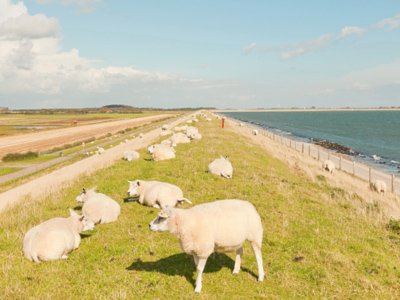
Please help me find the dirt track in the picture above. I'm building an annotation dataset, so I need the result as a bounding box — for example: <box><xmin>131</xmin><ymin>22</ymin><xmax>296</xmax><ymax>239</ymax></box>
<box><xmin>0</xmin><ymin>114</ymin><xmax>173</xmax><ymax>159</ymax></box>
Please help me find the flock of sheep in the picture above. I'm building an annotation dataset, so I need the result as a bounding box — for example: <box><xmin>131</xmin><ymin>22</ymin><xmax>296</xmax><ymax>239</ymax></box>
<box><xmin>22</xmin><ymin>113</ymin><xmax>264</xmax><ymax>294</ymax></box>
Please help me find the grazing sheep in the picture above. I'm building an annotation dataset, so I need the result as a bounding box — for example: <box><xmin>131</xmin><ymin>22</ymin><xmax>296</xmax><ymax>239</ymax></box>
<box><xmin>170</xmin><ymin>133</ymin><xmax>191</xmax><ymax>144</ymax></box>
<box><xmin>152</xmin><ymin>147</ymin><xmax>176</xmax><ymax>161</ymax></box>
<box><xmin>23</xmin><ymin>209</ymin><xmax>95</xmax><ymax>263</ymax></box>
<box><xmin>322</xmin><ymin>160</ymin><xmax>335</xmax><ymax>174</ymax></box>
<box><xmin>149</xmin><ymin>199</ymin><xmax>264</xmax><ymax>293</ymax></box>
<box><xmin>123</xmin><ymin>150</ymin><xmax>140</xmax><ymax>162</ymax></box>
<box><xmin>252</xmin><ymin>129</ymin><xmax>259</xmax><ymax>136</ymax></box>
<box><xmin>97</xmin><ymin>147</ymin><xmax>105</xmax><ymax>154</ymax></box>
<box><xmin>127</xmin><ymin>180</ymin><xmax>192</xmax><ymax>208</ymax></box>
<box><xmin>208</xmin><ymin>156</ymin><xmax>233</xmax><ymax>179</ymax></box>
<box><xmin>370</xmin><ymin>180</ymin><xmax>387</xmax><ymax>194</ymax></box>
<box><xmin>76</xmin><ymin>188</ymin><xmax>121</xmax><ymax>224</ymax></box>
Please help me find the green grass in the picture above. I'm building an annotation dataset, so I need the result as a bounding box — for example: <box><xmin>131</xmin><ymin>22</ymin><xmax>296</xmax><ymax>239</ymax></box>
<box><xmin>0</xmin><ymin>167</ymin><xmax>21</xmax><ymax>176</ymax></box>
<box><xmin>0</xmin><ymin>119</ymin><xmax>400</xmax><ymax>299</ymax></box>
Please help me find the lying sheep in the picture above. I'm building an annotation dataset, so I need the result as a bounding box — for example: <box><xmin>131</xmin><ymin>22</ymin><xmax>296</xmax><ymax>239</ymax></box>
<box><xmin>322</xmin><ymin>159</ymin><xmax>335</xmax><ymax>174</ymax></box>
<box><xmin>127</xmin><ymin>180</ymin><xmax>192</xmax><ymax>208</ymax></box>
<box><xmin>185</xmin><ymin>126</ymin><xmax>199</xmax><ymax>139</ymax></box>
<box><xmin>370</xmin><ymin>180</ymin><xmax>387</xmax><ymax>194</ymax></box>
<box><xmin>97</xmin><ymin>147</ymin><xmax>105</xmax><ymax>154</ymax></box>
<box><xmin>123</xmin><ymin>150</ymin><xmax>140</xmax><ymax>162</ymax></box>
<box><xmin>148</xmin><ymin>144</ymin><xmax>176</xmax><ymax>155</ymax></box>
<box><xmin>76</xmin><ymin>188</ymin><xmax>121</xmax><ymax>224</ymax></box>
<box><xmin>170</xmin><ymin>133</ymin><xmax>191</xmax><ymax>144</ymax></box>
<box><xmin>149</xmin><ymin>199</ymin><xmax>264</xmax><ymax>293</ymax></box>
<box><xmin>191</xmin><ymin>132</ymin><xmax>202</xmax><ymax>140</ymax></box>
<box><xmin>23</xmin><ymin>209</ymin><xmax>95</xmax><ymax>262</ymax></box>
<box><xmin>208</xmin><ymin>156</ymin><xmax>233</xmax><ymax>179</ymax></box>
<box><xmin>252</xmin><ymin>129</ymin><xmax>259</xmax><ymax>136</ymax></box>
<box><xmin>152</xmin><ymin>147</ymin><xmax>176</xmax><ymax>161</ymax></box>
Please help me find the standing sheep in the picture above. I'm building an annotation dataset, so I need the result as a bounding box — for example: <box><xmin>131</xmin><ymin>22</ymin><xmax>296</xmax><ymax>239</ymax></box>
<box><xmin>23</xmin><ymin>209</ymin><xmax>95</xmax><ymax>262</ymax></box>
<box><xmin>149</xmin><ymin>199</ymin><xmax>264</xmax><ymax>293</ymax></box>
<box><xmin>208</xmin><ymin>156</ymin><xmax>233</xmax><ymax>179</ymax></box>
<box><xmin>127</xmin><ymin>180</ymin><xmax>192</xmax><ymax>208</ymax></box>
<box><xmin>75</xmin><ymin>188</ymin><xmax>121</xmax><ymax>224</ymax></box>
<box><xmin>322</xmin><ymin>160</ymin><xmax>335</xmax><ymax>174</ymax></box>
<box><xmin>370</xmin><ymin>180</ymin><xmax>387</xmax><ymax>194</ymax></box>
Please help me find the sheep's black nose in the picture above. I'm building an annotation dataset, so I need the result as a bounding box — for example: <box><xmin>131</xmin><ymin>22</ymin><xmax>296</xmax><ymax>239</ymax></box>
<box><xmin>148</xmin><ymin>224</ymin><xmax>151</xmax><ymax>228</ymax></box>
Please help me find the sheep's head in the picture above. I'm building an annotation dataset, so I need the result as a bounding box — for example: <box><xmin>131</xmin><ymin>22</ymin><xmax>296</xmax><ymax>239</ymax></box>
<box><xmin>75</xmin><ymin>188</ymin><xmax>87</xmax><ymax>203</ymax></box>
<box><xmin>149</xmin><ymin>208</ymin><xmax>173</xmax><ymax>232</ymax></box>
<box><xmin>127</xmin><ymin>180</ymin><xmax>142</xmax><ymax>197</ymax></box>
<box><xmin>69</xmin><ymin>209</ymin><xmax>95</xmax><ymax>232</ymax></box>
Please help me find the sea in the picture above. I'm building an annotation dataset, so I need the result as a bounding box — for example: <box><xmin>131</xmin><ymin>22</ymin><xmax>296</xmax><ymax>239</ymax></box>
<box><xmin>221</xmin><ymin>110</ymin><xmax>400</xmax><ymax>174</ymax></box>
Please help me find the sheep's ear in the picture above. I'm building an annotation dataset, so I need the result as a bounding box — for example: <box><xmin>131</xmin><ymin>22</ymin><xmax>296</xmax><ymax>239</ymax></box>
<box><xmin>82</xmin><ymin>187</ymin><xmax>86</xmax><ymax>193</ymax></box>
<box><xmin>137</xmin><ymin>181</ymin><xmax>141</xmax><ymax>186</ymax></box>
<box><xmin>69</xmin><ymin>209</ymin><xmax>78</xmax><ymax>217</ymax></box>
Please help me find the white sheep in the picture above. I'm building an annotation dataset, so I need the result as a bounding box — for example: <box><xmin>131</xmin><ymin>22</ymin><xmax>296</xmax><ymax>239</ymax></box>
<box><xmin>123</xmin><ymin>150</ymin><xmax>140</xmax><ymax>162</ymax></box>
<box><xmin>170</xmin><ymin>133</ymin><xmax>191</xmax><ymax>144</ymax></box>
<box><xmin>23</xmin><ymin>209</ymin><xmax>95</xmax><ymax>263</ymax></box>
<box><xmin>147</xmin><ymin>144</ymin><xmax>176</xmax><ymax>155</ymax></box>
<box><xmin>370</xmin><ymin>180</ymin><xmax>387</xmax><ymax>194</ymax></box>
<box><xmin>149</xmin><ymin>199</ymin><xmax>264</xmax><ymax>293</ymax></box>
<box><xmin>252</xmin><ymin>129</ymin><xmax>259</xmax><ymax>136</ymax></box>
<box><xmin>160</xmin><ymin>139</ymin><xmax>177</xmax><ymax>147</ymax></box>
<box><xmin>239</xmin><ymin>122</ymin><xmax>244</xmax><ymax>127</ymax></box>
<box><xmin>75</xmin><ymin>188</ymin><xmax>121</xmax><ymax>224</ymax></box>
<box><xmin>185</xmin><ymin>126</ymin><xmax>199</xmax><ymax>139</ymax></box>
<box><xmin>97</xmin><ymin>146</ymin><xmax>105</xmax><ymax>154</ymax></box>
<box><xmin>174</xmin><ymin>125</ymin><xmax>188</xmax><ymax>132</ymax></box>
<box><xmin>191</xmin><ymin>132</ymin><xmax>202</xmax><ymax>140</ymax></box>
<box><xmin>152</xmin><ymin>147</ymin><xmax>176</xmax><ymax>161</ymax></box>
<box><xmin>208</xmin><ymin>156</ymin><xmax>233</xmax><ymax>179</ymax></box>
<box><xmin>322</xmin><ymin>159</ymin><xmax>335</xmax><ymax>174</ymax></box>
<box><xmin>127</xmin><ymin>180</ymin><xmax>192</xmax><ymax>208</ymax></box>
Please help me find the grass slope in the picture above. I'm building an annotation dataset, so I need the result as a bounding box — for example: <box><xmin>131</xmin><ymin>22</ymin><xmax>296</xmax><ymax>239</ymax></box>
<box><xmin>0</xmin><ymin>119</ymin><xmax>399</xmax><ymax>299</ymax></box>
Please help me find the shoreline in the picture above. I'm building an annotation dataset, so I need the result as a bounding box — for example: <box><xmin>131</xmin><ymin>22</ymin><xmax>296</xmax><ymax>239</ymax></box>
<box><xmin>220</xmin><ymin>114</ymin><xmax>400</xmax><ymax>219</ymax></box>
<box><xmin>215</xmin><ymin>108</ymin><xmax>400</xmax><ymax>112</ymax></box>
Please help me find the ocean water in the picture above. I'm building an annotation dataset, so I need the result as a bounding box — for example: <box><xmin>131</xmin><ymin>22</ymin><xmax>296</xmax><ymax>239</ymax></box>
<box><xmin>222</xmin><ymin>111</ymin><xmax>400</xmax><ymax>173</ymax></box>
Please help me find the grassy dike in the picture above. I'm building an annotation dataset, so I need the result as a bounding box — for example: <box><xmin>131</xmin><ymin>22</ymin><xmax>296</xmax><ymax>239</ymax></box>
<box><xmin>0</xmin><ymin>118</ymin><xmax>399</xmax><ymax>299</ymax></box>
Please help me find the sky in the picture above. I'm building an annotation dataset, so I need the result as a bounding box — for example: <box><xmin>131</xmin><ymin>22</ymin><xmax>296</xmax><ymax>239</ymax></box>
<box><xmin>1</xmin><ymin>0</ymin><xmax>400</xmax><ymax>109</ymax></box>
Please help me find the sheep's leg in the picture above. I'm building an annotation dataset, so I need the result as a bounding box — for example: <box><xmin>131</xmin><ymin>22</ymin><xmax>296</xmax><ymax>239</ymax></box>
<box><xmin>194</xmin><ymin>257</ymin><xmax>208</xmax><ymax>293</ymax></box>
<box><xmin>193</xmin><ymin>254</ymin><xmax>199</xmax><ymax>267</ymax></box>
<box><xmin>233</xmin><ymin>247</ymin><xmax>243</xmax><ymax>274</ymax></box>
<box><xmin>61</xmin><ymin>255</ymin><xmax>68</xmax><ymax>260</ymax></box>
<box><xmin>152</xmin><ymin>204</ymin><xmax>160</xmax><ymax>209</ymax></box>
<box><xmin>251</xmin><ymin>242</ymin><xmax>265</xmax><ymax>282</ymax></box>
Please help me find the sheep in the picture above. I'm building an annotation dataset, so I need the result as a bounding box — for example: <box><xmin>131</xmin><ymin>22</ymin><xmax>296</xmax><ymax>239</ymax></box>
<box><xmin>149</xmin><ymin>199</ymin><xmax>264</xmax><ymax>293</ymax></box>
<box><xmin>127</xmin><ymin>180</ymin><xmax>192</xmax><ymax>208</ymax></box>
<box><xmin>23</xmin><ymin>209</ymin><xmax>95</xmax><ymax>263</ymax></box>
<box><xmin>75</xmin><ymin>188</ymin><xmax>121</xmax><ymax>224</ymax></box>
<box><xmin>186</xmin><ymin>120</ymin><xmax>193</xmax><ymax>124</ymax></box>
<box><xmin>191</xmin><ymin>132</ymin><xmax>202</xmax><ymax>140</ymax></box>
<box><xmin>252</xmin><ymin>129</ymin><xmax>259</xmax><ymax>136</ymax></box>
<box><xmin>147</xmin><ymin>144</ymin><xmax>176</xmax><ymax>155</ymax></box>
<box><xmin>322</xmin><ymin>159</ymin><xmax>335</xmax><ymax>174</ymax></box>
<box><xmin>370</xmin><ymin>180</ymin><xmax>387</xmax><ymax>194</ymax></box>
<box><xmin>160</xmin><ymin>139</ymin><xmax>177</xmax><ymax>147</ymax></box>
<box><xmin>123</xmin><ymin>150</ymin><xmax>140</xmax><ymax>162</ymax></box>
<box><xmin>97</xmin><ymin>146</ymin><xmax>105</xmax><ymax>154</ymax></box>
<box><xmin>208</xmin><ymin>156</ymin><xmax>233</xmax><ymax>179</ymax></box>
<box><xmin>170</xmin><ymin>132</ymin><xmax>191</xmax><ymax>144</ymax></box>
<box><xmin>185</xmin><ymin>126</ymin><xmax>199</xmax><ymax>139</ymax></box>
<box><xmin>239</xmin><ymin>122</ymin><xmax>244</xmax><ymax>127</ymax></box>
<box><xmin>152</xmin><ymin>147</ymin><xmax>176</xmax><ymax>161</ymax></box>
<box><xmin>174</xmin><ymin>125</ymin><xmax>188</xmax><ymax>132</ymax></box>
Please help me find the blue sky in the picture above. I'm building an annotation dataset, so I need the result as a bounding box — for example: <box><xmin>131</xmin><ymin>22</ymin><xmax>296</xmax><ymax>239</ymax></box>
<box><xmin>1</xmin><ymin>0</ymin><xmax>400</xmax><ymax>108</ymax></box>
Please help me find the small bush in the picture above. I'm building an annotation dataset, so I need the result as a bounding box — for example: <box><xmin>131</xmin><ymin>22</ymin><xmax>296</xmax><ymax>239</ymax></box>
<box><xmin>2</xmin><ymin>151</ymin><xmax>39</xmax><ymax>162</ymax></box>
<box><xmin>387</xmin><ymin>219</ymin><xmax>400</xmax><ymax>235</ymax></box>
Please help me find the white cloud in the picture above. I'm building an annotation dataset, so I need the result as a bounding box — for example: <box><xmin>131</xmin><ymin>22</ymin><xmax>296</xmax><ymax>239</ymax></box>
<box><xmin>243</xmin><ymin>42</ymin><xmax>257</xmax><ymax>55</ymax></box>
<box><xmin>375</xmin><ymin>14</ymin><xmax>400</xmax><ymax>30</ymax></box>
<box><xmin>280</xmin><ymin>34</ymin><xmax>332</xmax><ymax>60</ymax></box>
<box><xmin>339</xmin><ymin>26</ymin><xmax>365</xmax><ymax>38</ymax></box>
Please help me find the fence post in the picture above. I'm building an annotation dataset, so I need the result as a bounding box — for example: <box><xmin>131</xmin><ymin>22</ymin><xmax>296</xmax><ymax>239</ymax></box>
<box><xmin>353</xmin><ymin>161</ymin><xmax>356</xmax><ymax>176</ymax></box>
<box><xmin>317</xmin><ymin>149</ymin><xmax>320</xmax><ymax>161</ymax></box>
<box><xmin>339</xmin><ymin>157</ymin><xmax>342</xmax><ymax>170</ymax></box>
<box><xmin>368</xmin><ymin>168</ymin><xmax>372</xmax><ymax>184</ymax></box>
<box><xmin>308</xmin><ymin>144</ymin><xmax>311</xmax><ymax>156</ymax></box>
<box><xmin>392</xmin><ymin>174</ymin><xmax>395</xmax><ymax>193</ymax></box>
<box><xmin>302</xmin><ymin>143</ymin><xmax>304</xmax><ymax>153</ymax></box>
